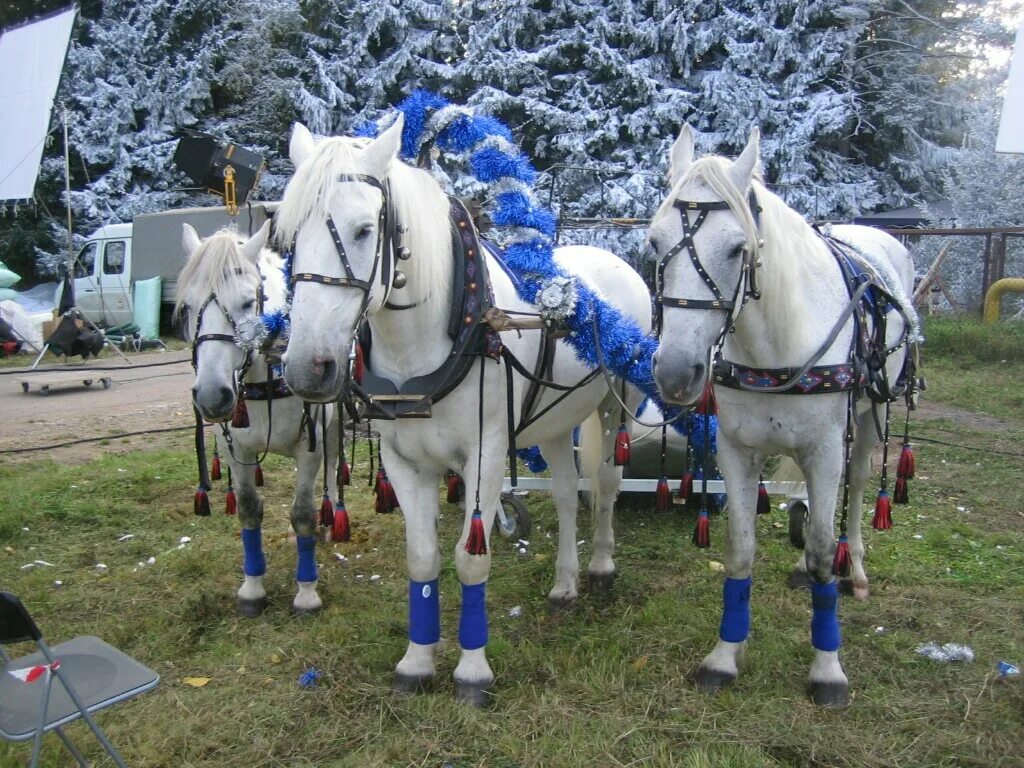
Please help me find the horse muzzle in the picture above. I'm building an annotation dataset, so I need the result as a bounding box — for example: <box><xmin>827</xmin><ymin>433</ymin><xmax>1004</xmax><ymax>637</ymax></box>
<box><xmin>192</xmin><ymin>384</ymin><xmax>235</xmax><ymax>423</ymax></box>
<box><xmin>283</xmin><ymin>352</ymin><xmax>343</xmax><ymax>403</ymax></box>
<box><xmin>653</xmin><ymin>355</ymin><xmax>707</xmax><ymax>406</ymax></box>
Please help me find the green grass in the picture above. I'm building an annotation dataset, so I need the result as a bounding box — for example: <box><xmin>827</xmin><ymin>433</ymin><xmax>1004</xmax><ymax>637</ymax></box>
<box><xmin>1</xmin><ymin>343</ymin><xmax>1022</xmax><ymax>766</ymax></box>
<box><xmin>923</xmin><ymin>315</ymin><xmax>1024</xmax><ymax>363</ymax></box>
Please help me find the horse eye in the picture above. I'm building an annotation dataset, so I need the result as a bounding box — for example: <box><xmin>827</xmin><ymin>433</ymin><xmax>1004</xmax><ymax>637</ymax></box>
<box><xmin>241</xmin><ymin>300</ymin><xmax>255</xmax><ymax>311</ymax></box>
<box><xmin>729</xmin><ymin>244</ymin><xmax>746</xmax><ymax>260</ymax></box>
<box><xmin>355</xmin><ymin>225</ymin><xmax>373</xmax><ymax>240</ymax></box>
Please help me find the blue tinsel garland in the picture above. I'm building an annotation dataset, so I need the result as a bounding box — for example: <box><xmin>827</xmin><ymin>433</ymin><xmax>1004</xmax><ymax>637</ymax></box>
<box><xmin>356</xmin><ymin>90</ymin><xmax>715</xmax><ymax>467</ymax></box>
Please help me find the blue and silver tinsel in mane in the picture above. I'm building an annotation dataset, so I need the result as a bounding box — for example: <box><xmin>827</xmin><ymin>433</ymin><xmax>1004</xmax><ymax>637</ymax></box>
<box><xmin>357</xmin><ymin>90</ymin><xmax>714</xmax><ymax>462</ymax></box>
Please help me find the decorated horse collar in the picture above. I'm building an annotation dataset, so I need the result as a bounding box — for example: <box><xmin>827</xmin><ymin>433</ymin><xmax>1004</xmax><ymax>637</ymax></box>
<box><xmin>354</xmin><ymin>196</ymin><xmax>501</xmax><ymax>419</ymax></box>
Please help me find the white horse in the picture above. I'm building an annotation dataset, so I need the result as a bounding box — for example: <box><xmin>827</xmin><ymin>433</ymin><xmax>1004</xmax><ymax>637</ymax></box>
<box><xmin>649</xmin><ymin>126</ymin><xmax>917</xmax><ymax>706</ymax></box>
<box><xmin>177</xmin><ymin>222</ymin><xmax>342</xmax><ymax>616</ymax></box>
<box><xmin>277</xmin><ymin>116</ymin><xmax>650</xmax><ymax>705</ymax></box>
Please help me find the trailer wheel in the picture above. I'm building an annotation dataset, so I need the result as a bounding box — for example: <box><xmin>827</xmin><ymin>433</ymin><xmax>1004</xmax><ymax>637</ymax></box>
<box><xmin>788</xmin><ymin>499</ymin><xmax>808</xmax><ymax>549</ymax></box>
<box><xmin>496</xmin><ymin>493</ymin><xmax>531</xmax><ymax>541</ymax></box>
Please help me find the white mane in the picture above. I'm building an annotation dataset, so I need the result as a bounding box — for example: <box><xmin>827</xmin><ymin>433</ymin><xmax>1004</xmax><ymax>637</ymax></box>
<box><xmin>276</xmin><ymin>136</ymin><xmax>452</xmax><ymax>319</ymax></box>
<box><xmin>174</xmin><ymin>229</ymin><xmax>286</xmax><ymax>315</ymax></box>
<box><xmin>654</xmin><ymin>155</ymin><xmax>832</xmax><ymax>349</ymax></box>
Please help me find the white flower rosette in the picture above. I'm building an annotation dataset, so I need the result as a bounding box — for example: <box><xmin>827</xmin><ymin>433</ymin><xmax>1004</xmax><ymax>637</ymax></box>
<box><xmin>536</xmin><ymin>275</ymin><xmax>578</xmax><ymax>323</ymax></box>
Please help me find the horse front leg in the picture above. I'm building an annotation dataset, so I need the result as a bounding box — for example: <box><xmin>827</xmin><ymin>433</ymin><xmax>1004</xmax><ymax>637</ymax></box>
<box><xmin>384</xmin><ymin>449</ymin><xmax>442</xmax><ymax>694</ymax></box>
<box><xmin>452</xmin><ymin>434</ymin><xmax>506</xmax><ymax>708</ymax></box>
<box><xmin>799</xmin><ymin>436</ymin><xmax>849</xmax><ymax>707</ymax></box>
<box><xmin>539</xmin><ymin>433</ymin><xmax>581</xmax><ymax>608</ymax></box>
<box><xmin>693</xmin><ymin>431</ymin><xmax>763</xmax><ymax>692</ymax></box>
<box><xmin>230</xmin><ymin>436</ymin><xmax>267</xmax><ymax>617</ymax></box>
<box><xmin>290</xmin><ymin>433</ymin><xmax>322</xmax><ymax>615</ymax></box>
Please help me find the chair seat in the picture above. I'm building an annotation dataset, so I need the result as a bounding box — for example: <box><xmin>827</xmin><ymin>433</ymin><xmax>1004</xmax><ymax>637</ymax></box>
<box><xmin>0</xmin><ymin>636</ymin><xmax>159</xmax><ymax>741</ymax></box>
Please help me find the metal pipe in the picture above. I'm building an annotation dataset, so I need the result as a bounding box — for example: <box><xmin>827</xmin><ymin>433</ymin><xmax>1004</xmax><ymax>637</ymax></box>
<box><xmin>983</xmin><ymin>278</ymin><xmax>1024</xmax><ymax>323</ymax></box>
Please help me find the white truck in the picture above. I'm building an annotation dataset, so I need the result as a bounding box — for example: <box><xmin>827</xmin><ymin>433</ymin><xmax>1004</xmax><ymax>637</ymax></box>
<box><xmin>71</xmin><ymin>203</ymin><xmax>277</xmax><ymax>330</ymax></box>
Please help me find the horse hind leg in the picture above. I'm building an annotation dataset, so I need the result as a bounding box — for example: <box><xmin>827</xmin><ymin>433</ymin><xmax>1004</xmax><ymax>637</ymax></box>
<box><xmin>583</xmin><ymin>393</ymin><xmax>632</xmax><ymax>594</ymax></box>
<box><xmin>841</xmin><ymin>409</ymin><xmax>877</xmax><ymax>600</ymax></box>
<box><xmin>538</xmin><ymin>433</ymin><xmax>581</xmax><ymax>609</ymax></box>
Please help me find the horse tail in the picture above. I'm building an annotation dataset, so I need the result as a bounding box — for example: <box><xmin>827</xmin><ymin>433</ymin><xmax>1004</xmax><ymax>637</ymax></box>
<box><xmin>578</xmin><ymin>410</ymin><xmax>605</xmax><ymax>520</ymax></box>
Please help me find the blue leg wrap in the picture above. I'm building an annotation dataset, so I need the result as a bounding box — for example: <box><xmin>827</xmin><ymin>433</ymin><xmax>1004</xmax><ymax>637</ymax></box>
<box><xmin>810</xmin><ymin>580</ymin><xmax>841</xmax><ymax>652</ymax></box>
<box><xmin>241</xmin><ymin>527</ymin><xmax>266</xmax><ymax>577</ymax></box>
<box><xmin>459</xmin><ymin>582</ymin><xmax>488</xmax><ymax>650</ymax></box>
<box><xmin>719</xmin><ymin>576</ymin><xmax>752</xmax><ymax>643</ymax></box>
<box><xmin>408</xmin><ymin>579</ymin><xmax>441</xmax><ymax>645</ymax></box>
<box><xmin>295</xmin><ymin>535</ymin><xmax>317</xmax><ymax>583</ymax></box>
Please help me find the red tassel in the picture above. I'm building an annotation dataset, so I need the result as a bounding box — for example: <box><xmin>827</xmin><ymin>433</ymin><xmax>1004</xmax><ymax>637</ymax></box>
<box><xmin>231</xmin><ymin>398</ymin><xmax>250</xmax><ymax>429</ymax></box>
<box><xmin>446</xmin><ymin>471</ymin><xmax>463</xmax><ymax>503</ymax></box>
<box><xmin>194</xmin><ymin>487</ymin><xmax>211</xmax><ymax>517</ymax></box>
<box><xmin>693</xmin><ymin>509</ymin><xmax>711</xmax><ymax>548</ymax></box>
<box><xmin>677</xmin><ymin>469</ymin><xmax>694</xmax><ymax>501</ymax></box>
<box><xmin>225</xmin><ymin>487</ymin><xmax>237</xmax><ymax>516</ymax></box>
<box><xmin>832</xmin><ymin>535</ymin><xmax>851</xmax><ymax>577</ymax></box>
<box><xmin>375</xmin><ymin>471</ymin><xmax>395</xmax><ymax>514</ymax></box>
<box><xmin>465</xmin><ymin>511</ymin><xmax>487</xmax><ymax>555</ymax></box>
<box><xmin>386</xmin><ymin>480</ymin><xmax>399</xmax><ymax>510</ymax></box>
<box><xmin>872</xmin><ymin>489</ymin><xmax>892</xmax><ymax>530</ymax></box>
<box><xmin>339</xmin><ymin>460</ymin><xmax>351</xmax><ymax>487</ymax></box>
<box><xmin>756</xmin><ymin>482</ymin><xmax>770</xmax><ymax>516</ymax></box>
<box><xmin>373</xmin><ymin>468</ymin><xmax>385</xmax><ymax>496</ymax></box>
<box><xmin>320</xmin><ymin>494</ymin><xmax>334</xmax><ymax>527</ymax></box>
<box><xmin>254</xmin><ymin>463</ymin><xmax>264</xmax><ymax>487</ymax></box>
<box><xmin>210</xmin><ymin>453</ymin><xmax>221</xmax><ymax>481</ymax></box>
<box><xmin>696</xmin><ymin>381</ymin><xmax>717</xmax><ymax>416</ymax></box>
<box><xmin>893</xmin><ymin>476</ymin><xmax>909</xmax><ymax>505</ymax></box>
<box><xmin>613</xmin><ymin>426</ymin><xmax>631</xmax><ymax>466</ymax></box>
<box><xmin>330</xmin><ymin>502</ymin><xmax>351</xmax><ymax>542</ymax></box>
<box><xmin>897</xmin><ymin>444</ymin><xmax>915</xmax><ymax>480</ymax></box>
<box><xmin>655</xmin><ymin>476</ymin><xmax>672</xmax><ymax>511</ymax></box>
<box><xmin>353</xmin><ymin>343</ymin><xmax>365</xmax><ymax>384</ymax></box>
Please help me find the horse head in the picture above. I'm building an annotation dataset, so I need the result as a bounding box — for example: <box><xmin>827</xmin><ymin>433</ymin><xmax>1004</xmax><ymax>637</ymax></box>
<box><xmin>277</xmin><ymin>116</ymin><xmax>407</xmax><ymax>402</ymax></box>
<box><xmin>176</xmin><ymin>221</ymin><xmax>272</xmax><ymax>421</ymax></box>
<box><xmin>650</xmin><ymin>125</ymin><xmax>763</xmax><ymax>406</ymax></box>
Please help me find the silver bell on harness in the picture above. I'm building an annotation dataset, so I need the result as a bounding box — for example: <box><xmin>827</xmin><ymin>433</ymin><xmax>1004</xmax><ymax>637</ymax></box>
<box><xmin>392</xmin><ymin>270</ymin><xmax>408</xmax><ymax>289</ymax></box>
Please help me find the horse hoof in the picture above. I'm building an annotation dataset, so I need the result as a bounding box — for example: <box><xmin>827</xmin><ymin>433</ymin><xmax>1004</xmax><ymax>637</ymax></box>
<box><xmin>547</xmin><ymin>595</ymin><xmax>576</xmax><ymax>614</ymax></box>
<box><xmin>454</xmin><ymin>680</ymin><xmax>494</xmax><ymax>708</ymax></box>
<box><xmin>586</xmin><ymin>571</ymin><xmax>615</xmax><ymax>594</ymax></box>
<box><xmin>692</xmin><ymin>665</ymin><xmax>736</xmax><ymax>694</ymax></box>
<box><xmin>787</xmin><ymin>569</ymin><xmax>812</xmax><ymax>590</ymax></box>
<box><xmin>237</xmin><ymin>597</ymin><xmax>267</xmax><ymax>618</ymax></box>
<box><xmin>393</xmin><ymin>672</ymin><xmax>433</xmax><ymax>694</ymax></box>
<box><xmin>808</xmin><ymin>680</ymin><xmax>850</xmax><ymax>708</ymax></box>
<box><xmin>292</xmin><ymin>604</ymin><xmax>322</xmax><ymax>617</ymax></box>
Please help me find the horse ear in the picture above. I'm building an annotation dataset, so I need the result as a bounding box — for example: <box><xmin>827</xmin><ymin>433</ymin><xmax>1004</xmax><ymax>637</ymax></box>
<box><xmin>290</xmin><ymin>122</ymin><xmax>315</xmax><ymax>169</ymax></box>
<box><xmin>182</xmin><ymin>223</ymin><xmax>202</xmax><ymax>256</ymax></box>
<box><xmin>669</xmin><ymin>123</ymin><xmax>695</xmax><ymax>185</ymax></box>
<box><xmin>728</xmin><ymin>127</ymin><xmax>760</xmax><ymax>192</ymax></box>
<box><xmin>362</xmin><ymin>113</ymin><xmax>404</xmax><ymax>178</ymax></box>
<box><xmin>240</xmin><ymin>220</ymin><xmax>271</xmax><ymax>265</ymax></box>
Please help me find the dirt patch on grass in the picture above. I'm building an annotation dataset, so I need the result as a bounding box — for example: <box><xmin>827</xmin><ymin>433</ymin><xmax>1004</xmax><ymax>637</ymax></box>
<box><xmin>914</xmin><ymin>399</ymin><xmax>1013</xmax><ymax>434</ymax></box>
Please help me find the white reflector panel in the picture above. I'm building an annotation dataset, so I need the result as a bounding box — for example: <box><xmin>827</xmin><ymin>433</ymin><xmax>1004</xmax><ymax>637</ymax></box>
<box><xmin>997</xmin><ymin>25</ymin><xmax>1024</xmax><ymax>154</ymax></box>
<box><xmin>0</xmin><ymin>7</ymin><xmax>77</xmax><ymax>200</ymax></box>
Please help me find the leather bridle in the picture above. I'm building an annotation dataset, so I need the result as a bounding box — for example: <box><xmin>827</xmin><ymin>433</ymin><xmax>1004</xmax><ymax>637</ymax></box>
<box><xmin>289</xmin><ymin>173</ymin><xmax>401</xmax><ymax>325</ymax></box>
<box><xmin>653</xmin><ymin>192</ymin><xmax>763</xmax><ymax>344</ymax></box>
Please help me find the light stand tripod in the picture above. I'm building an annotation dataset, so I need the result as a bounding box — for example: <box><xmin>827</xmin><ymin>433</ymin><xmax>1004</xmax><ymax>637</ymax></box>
<box><xmin>31</xmin><ymin>106</ymin><xmax>131</xmax><ymax>369</ymax></box>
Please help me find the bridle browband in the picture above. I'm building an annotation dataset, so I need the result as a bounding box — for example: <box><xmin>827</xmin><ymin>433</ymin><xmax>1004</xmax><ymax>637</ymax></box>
<box><xmin>654</xmin><ymin>192</ymin><xmax>762</xmax><ymax>338</ymax></box>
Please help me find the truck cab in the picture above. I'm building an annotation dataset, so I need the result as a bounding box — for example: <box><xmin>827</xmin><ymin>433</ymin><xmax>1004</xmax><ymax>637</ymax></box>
<box><xmin>73</xmin><ymin>222</ymin><xmax>133</xmax><ymax>327</ymax></box>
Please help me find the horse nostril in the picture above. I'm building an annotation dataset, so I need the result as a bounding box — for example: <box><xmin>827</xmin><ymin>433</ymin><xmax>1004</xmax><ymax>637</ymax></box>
<box><xmin>217</xmin><ymin>386</ymin><xmax>234</xmax><ymax>407</ymax></box>
<box><xmin>693</xmin><ymin>363</ymin><xmax>705</xmax><ymax>382</ymax></box>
